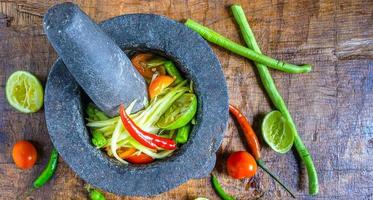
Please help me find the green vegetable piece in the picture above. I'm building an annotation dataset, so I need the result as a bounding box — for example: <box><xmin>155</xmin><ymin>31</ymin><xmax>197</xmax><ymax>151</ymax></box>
<box><xmin>184</xmin><ymin>19</ymin><xmax>312</xmax><ymax>74</ymax></box>
<box><xmin>164</xmin><ymin>129</ymin><xmax>176</xmax><ymax>139</ymax></box>
<box><xmin>86</xmin><ymin>103</ymin><xmax>109</xmax><ymax>121</ymax></box>
<box><xmin>89</xmin><ymin>189</ymin><xmax>106</xmax><ymax>200</ymax></box>
<box><xmin>191</xmin><ymin>117</ymin><xmax>196</xmax><ymax>125</ymax></box>
<box><xmin>164</xmin><ymin>61</ymin><xmax>183</xmax><ymax>83</ymax></box>
<box><xmin>91</xmin><ymin>130</ymin><xmax>107</xmax><ymax>148</ymax></box>
<box><xmin>157</xmin><ymin>93</ymin><xmax>197</xmax><ymax>130</ymax></box>
<box><xmin>33</xmin><ymin>148</ymin><xmax>59</xmax><ymax>189</ymax></box>
<box><xmin>230</xmin><ymin>4</ymin><xmax>318</xmax><ymax>195</ymax></box>
<box><xmin>189</xmin><ymin>80</ymin><xmax>194</xmax><ymax>93</ymax></box>
<box><xmin>211</xmin><ymin>174</ymin><xmax>235</xmax><ymax>200</ymax></box>
<box><xmin>95</xmin><ymin>110</ymin><xmax>109</xmax><ymax>121</ymax></box>
<box><xmin>146</xmin><ymin>57</ymin><xmax>166</xmax><ymax>68</ymax></box>
<box><xmin>86</xmin><ymin>103</ymin><xmax>97</xmax><ymax>119</ymax></box>
<box><xmin>176</xmin><ymin>124</ymin><xmax>191</xmax><ymax>144</ymax></box>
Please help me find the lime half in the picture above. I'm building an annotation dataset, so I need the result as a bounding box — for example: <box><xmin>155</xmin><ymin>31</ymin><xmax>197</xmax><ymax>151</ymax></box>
<box><xmin>262</xmin><ymin>111</ymin><xmax>294</xmax><ymax>154</ymax></box>
<box><xmin>6</xmin><ymin>71</ymin><xmax>43</xmax><ymax>113</ymax></box>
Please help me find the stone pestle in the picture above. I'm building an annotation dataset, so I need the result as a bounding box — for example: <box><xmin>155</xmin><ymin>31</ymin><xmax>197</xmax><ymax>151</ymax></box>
<box><xmin>43</xmin><ymin>2</ymin><xmax>147</xmax><ymax>116</ymax></box>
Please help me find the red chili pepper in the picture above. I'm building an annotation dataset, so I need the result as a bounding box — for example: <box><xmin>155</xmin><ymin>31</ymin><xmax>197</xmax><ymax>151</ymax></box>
<box><xmin>119</xmin><ymin>104</ymin><xmax>176</xmax><ymax>150</ymax></box>
<box><xmin>229</xmin><ymin>104</ymin><xmax>261</xmax><ymax>160</ymax></box>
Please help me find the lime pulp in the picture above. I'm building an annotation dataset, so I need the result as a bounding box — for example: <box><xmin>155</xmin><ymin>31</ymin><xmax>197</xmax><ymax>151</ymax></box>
<box><xmin>262</xmin><ymin>110</ymin><xmax>294</xmax><ymax>154</ymax></box>
<box><xmin>5</xmin><ymin>71</ymin><xmax>44</xmax><ymax>113</ymax></box>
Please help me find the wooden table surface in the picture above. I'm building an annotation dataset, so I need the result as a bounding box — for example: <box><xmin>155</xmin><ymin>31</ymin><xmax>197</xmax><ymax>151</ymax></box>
<box><xmin>0</xmin><ymin>0</ymin><xmax>372</xmax><ymax>199</ymax></box>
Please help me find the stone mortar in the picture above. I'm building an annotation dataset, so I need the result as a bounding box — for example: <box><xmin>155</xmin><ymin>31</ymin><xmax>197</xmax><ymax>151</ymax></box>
<box><xmin>45</xmin><ymin>13</ymin><xmax>228</xmax><ymax>196</ymax></box>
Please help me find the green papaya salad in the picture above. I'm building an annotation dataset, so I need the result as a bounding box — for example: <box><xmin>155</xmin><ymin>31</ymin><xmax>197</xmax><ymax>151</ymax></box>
<box><xmin>85</xmin><ymin>53</ymin><xmax>197</xmax><ymax>164</ymax></box>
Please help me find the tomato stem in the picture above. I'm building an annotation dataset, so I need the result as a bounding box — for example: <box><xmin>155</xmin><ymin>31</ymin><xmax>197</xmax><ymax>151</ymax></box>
<box><xmin>257</xmin><ymin>159</ymin><xmax>295</xmax><ymax>198</ymax></box>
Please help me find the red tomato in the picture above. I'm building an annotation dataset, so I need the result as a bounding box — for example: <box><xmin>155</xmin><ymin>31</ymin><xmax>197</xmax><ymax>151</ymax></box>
<box><xmin>148</xmin><ymin>75</ymin><xmax>174</xmax><ymax>99</ymax></box>
<box><xmin>12</xmin><ymin>140</ymin><xmax>37</xmax><ymax>169</ymax></box>
<box><xmin>227</xmin><ymin>151</ymin><xmax>257</xmax><ymax>179</ymax></box>
<box><xmin>125</xmin><ymin>153</ymin><xmax>154</xmax><ymax>164</ymax></box>
<box><xmin>131</xmin><ymin>53</ymin><xmax>166</xmax><ymax>79</ymax></box>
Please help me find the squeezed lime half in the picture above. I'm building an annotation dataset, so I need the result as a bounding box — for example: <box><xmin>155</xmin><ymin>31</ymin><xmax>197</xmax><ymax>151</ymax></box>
<box><xmin>262</xmin><ymin>110</ymin><xmax>294</xmax><ymax>154</ymax></box>
<box><xmin>6</xmin><ymin>71</ymin><xmax>43</xmax><ymax>113</ymax></box>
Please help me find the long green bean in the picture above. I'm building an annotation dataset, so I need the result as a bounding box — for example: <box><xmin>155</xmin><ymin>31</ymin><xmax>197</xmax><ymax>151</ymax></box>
<box><xmin>230</xmin><ymin>4</ymin><xmax>318</xmax><ymax>195</ymax></box>
<box><xmin>185</xmin><ymin>19</ymin><xmax>311</xmax><ymax>74</ymax></box>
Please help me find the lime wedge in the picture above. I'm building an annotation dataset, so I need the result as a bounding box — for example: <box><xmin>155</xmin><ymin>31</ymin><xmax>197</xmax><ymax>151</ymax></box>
<box><xmin>157</xmin><ymin>93</ymin><xmax>197</xmax><ymax>130</ymax></box>
<box><xmin>262</xmin><ymin>111</ymin><xmax>294</xmax><ymax>154</ymax></box>
<box><xmin>6</xmin><ymin>71</ymin><xmax>44</xmax><ymax>113</ymax></box>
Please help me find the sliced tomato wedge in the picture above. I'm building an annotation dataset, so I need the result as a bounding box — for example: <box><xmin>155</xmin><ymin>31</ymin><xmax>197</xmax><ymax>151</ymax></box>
<box><xmin>148</xmin><ymin>75</ymin><xmax>174</xmax><ymax>99</ymax></box>
<box><xmin>117</xmin><ymin>147</ymin><xmax>137</xmax><ymax>159</ymax></box>
<box><xmin>125</xmin><ymin>152</ymin><xmax>154</xmax><ymax>164</ymax></box>
<box><xmin>131</xmin><ymin>53</ymin><xmax>166</xmax><ymax>79</ymax></box>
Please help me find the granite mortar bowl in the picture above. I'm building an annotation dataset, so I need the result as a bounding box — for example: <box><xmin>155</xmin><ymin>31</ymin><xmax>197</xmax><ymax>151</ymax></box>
<box><xmin>45</xmin><ymin>14</ymin><xmax>228</xmax><ymax>196</ymax></box>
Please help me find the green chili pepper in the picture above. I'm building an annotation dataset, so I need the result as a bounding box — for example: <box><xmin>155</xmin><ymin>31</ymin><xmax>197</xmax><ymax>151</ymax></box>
<box><xmin>91</xmin><ymin>129</ymin><xmax>107</xmax><ymax>148</ymax></box>
<box><xmin>86</xmin><ymin>185</ymin><xmax>106</xmax><ymax>200</ymax></box>
<box><xmin>211</xmin><ymin>174</ymin><xmax>235</xmax><ymax>200</ymax></box>
<box><xmin>176</xmin><ymin>124</ymin><xmax>191</xmax><ymax>144</ymax></box>
<box><xmin>18</xmin><ymin>148</ymin><xmax>59</xmax><ymax>199</ymax></box>
<box><xmin>230</xmin><ymin>4</ymin><xmax>318</xmax><ymax>195</ymax></box>
<box><xmin>33</xmin><ymin>148</ymin><xmax>59</xmax><ymax>188</ymax></box>
<box><xmin>184</xmin><ymin>19</ymin><xmax>311</xmax><ymax>74</ymax></box>
<box><xmin>164</xmin><ymin>61</ymin><xmax>183</xmax><ymax>83</ymax></box>
<box><xmin>89</xmin><ymin>189</ymin><xmax>106</xmax><ymax>200</ymax></box>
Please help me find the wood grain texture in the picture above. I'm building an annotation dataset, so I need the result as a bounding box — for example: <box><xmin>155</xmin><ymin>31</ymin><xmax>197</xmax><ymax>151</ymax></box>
<box><xmin>0</xmin><ymin>0</ymin><xmax>372</xmax><ymax>199</ymax></box>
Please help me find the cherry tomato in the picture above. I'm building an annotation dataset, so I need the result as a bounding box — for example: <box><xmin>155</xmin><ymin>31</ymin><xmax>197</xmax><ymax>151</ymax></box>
<box><xmin>131</xmin><ymin>53</ymin><xmax>166</xmax><ymax>79</ymax></box>
<box><xmin>148</xmin><ymin>75</ymin><xmax>174</xmax><ymax>99</ymax></box>
<box><xmin>12</xmin><ymin>140</ymin><xmax>37</xmax><ymax>169</ymax></box>
<box><xmin>125</xmin><ymin>152</ymin><xmax>154</xmax><ymax>164</ymax></box>
<box><xmin>227</xmin><ymin>151</ymin><xmax>257</xmax><ymax>179</ymax></box>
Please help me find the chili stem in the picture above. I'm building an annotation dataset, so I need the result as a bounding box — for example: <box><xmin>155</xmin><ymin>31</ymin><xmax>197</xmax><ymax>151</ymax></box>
<box><xmin>17</xmin><ymin>188</ymin><xmax>35</xmax><ymax>200</ymax></box>
<box><xmin>230</xmin><ymin>4</ymin><xmax>318</xmax><ymax>195</ymax></box>
<box><xmin>184</xmin><ymin>20</ymin><xmax>311</xmax><ymax>74</ymax></box>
